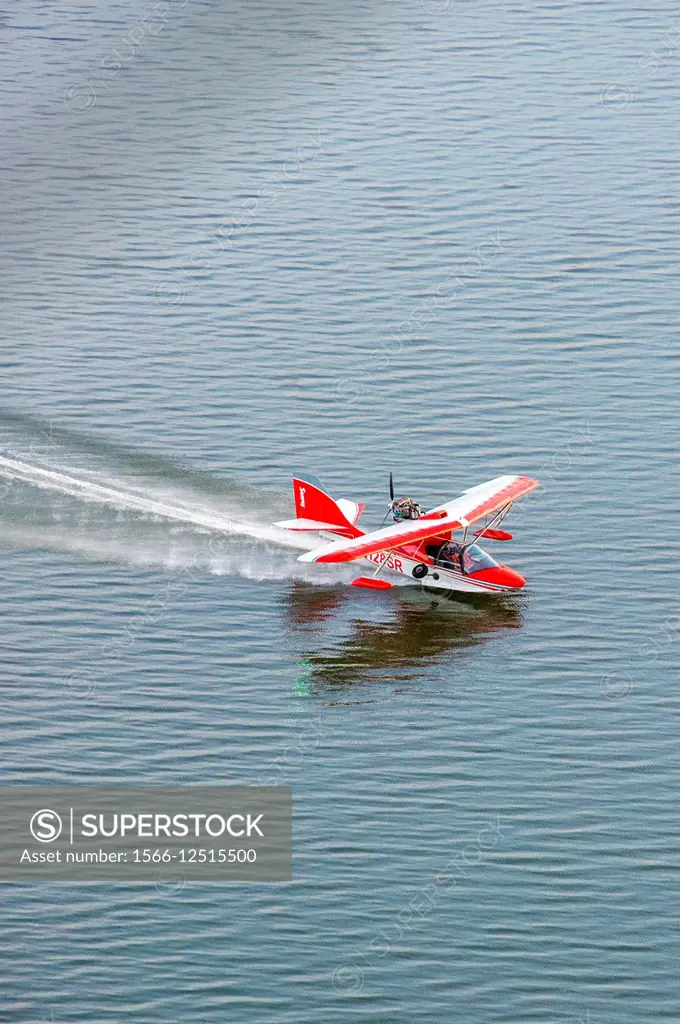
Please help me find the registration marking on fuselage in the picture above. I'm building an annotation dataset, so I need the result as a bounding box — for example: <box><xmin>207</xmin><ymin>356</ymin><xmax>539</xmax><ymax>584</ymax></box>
<box><xmin>365</xmin><ymin>551</ymin><xmax>404</xmax><ymax>573</ymax></box>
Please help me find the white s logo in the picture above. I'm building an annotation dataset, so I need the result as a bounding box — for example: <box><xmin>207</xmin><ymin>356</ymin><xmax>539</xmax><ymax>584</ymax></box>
<box><xmin>30</xmin><ymin>809</ymin><xmax>63</xmax><ymax>843</ymax></box>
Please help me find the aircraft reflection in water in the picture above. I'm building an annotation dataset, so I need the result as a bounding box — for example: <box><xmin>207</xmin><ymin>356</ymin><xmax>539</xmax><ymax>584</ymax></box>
<box><xmin>280</xmin><ymin>581</ymin><xmax>524</xmax><ymax>693</ymax></box>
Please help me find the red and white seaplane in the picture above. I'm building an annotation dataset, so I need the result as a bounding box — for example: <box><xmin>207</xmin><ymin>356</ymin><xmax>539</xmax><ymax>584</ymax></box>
<box><xmin>275</xmin><ymin>472</ymin><xmax>539</xmax><ymax>594</ymax></box>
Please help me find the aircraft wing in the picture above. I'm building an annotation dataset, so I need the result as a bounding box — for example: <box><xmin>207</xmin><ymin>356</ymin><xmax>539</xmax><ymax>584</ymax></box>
<box><xmin>297</xmin><ymin>513</ymin><xmax>462</xmax><ymax>564</ymax></box>
<box><xmin>431</xmin><ymin>475</ymin><xmax>539</xmax><ymax>527</ymax></box>
<box><xmin>297</xmin><ymin>475</ymin><xmax>538</xmax><ymax>565</ymax></box>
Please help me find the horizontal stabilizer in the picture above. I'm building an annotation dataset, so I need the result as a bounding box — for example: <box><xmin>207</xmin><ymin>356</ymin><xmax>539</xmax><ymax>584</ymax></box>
<box><xmin>275</xmin><ymin>517</ymin><xmax>356</xmax><ymax>534</ymax></box>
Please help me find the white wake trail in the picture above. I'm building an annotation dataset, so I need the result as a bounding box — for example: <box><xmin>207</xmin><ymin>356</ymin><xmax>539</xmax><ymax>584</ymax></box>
<box><xmin>0</xmin><ymin>454</ymin><xmax>308</xmax><ymax>549</ymax></box>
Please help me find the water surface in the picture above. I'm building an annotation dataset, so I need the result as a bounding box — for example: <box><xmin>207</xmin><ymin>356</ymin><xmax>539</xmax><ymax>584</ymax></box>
<box><xmin>2</xmin><ymin>1</ymin><xmax>680</xmax><ymax>1021</ymax></box>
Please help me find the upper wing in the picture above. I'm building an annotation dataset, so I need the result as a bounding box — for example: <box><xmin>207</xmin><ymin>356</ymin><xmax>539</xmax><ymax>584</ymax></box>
<box><xmin>430</xmin><ymin>475</ymin><xmax>539</xmax><ymax>527</ymax></box>
<box><xmin>297</xmin><ymin>513</ymin><xmax>462</xmax><ymax>564</ymax></box>
<box><xmin>298</xmin><ymin>475</ymin><xmax>539</xmax><ymax>565</ymax></box>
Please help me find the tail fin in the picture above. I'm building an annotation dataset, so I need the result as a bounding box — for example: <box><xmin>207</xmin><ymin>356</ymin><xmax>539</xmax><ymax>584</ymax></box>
<box><xmin>275</xmin><ymin>474</ymin><xmax>364</xmax><ymax>538</ymax></box>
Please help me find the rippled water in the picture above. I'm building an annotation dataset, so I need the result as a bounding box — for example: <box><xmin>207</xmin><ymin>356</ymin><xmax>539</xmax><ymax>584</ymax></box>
<box><xmin>2</xmin><ymin>1</ymin><xmax>680</xmax><ymax>1021</ymax></box>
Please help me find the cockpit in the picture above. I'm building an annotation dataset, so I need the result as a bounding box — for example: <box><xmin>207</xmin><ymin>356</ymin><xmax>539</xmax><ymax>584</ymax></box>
<box><xmin>461</xmin><ymin>544</ymin><xmax>499</xmax><ymax>574</ymax></box>
<box><xmin>429</xmin><ymin>542</ymin><xmax>499</xmax><ymax>575</ymax></box>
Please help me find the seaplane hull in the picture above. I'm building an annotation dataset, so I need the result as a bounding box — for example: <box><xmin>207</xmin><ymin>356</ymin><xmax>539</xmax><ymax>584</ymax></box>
<box><xmin>360</xmin><ymin>549</ymin><xmax>517</xmax><ymax>594</ymax></box>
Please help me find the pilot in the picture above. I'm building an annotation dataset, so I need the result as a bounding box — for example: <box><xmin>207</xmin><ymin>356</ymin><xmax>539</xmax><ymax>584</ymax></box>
<box><xmin>393</xmin><ymin>497</ymin><xmax>421</xmax><ymax>522</ymax></box>
<box><xmin>437</xmin><ymin>541</ymin><xmax>463</xmax><ymax>570</ymax></box>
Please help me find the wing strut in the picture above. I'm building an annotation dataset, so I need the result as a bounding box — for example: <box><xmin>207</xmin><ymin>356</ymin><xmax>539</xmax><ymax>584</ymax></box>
<box><xmin>468</xmin><ymin>502</ymin><xmax>512</xmax><ymax>545</ymax></box>
<box><xmin>371</xmin><ymin>551</ymin><xmax>393</xmax><ymax>578</ymax></box>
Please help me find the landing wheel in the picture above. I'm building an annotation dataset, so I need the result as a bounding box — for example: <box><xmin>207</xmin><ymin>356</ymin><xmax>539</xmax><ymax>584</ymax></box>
<box><xmin>412</xmin><ymin>563</ymin><xmax>428</xmax><ymax>579</ymax></box>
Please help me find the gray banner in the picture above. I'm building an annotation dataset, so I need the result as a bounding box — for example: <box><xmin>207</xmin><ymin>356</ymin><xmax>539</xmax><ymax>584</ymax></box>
<box><xmin>0</xmin><ymin>786</ymin><xmax>291</xmax><ymax>882</ymax></box>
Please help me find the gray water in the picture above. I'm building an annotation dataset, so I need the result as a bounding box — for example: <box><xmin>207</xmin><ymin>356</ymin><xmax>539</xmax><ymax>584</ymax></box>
<box><xmin>2</xmin><ymin>1</ymin><xmax>680</xmax><ymax>1021</ymax></box>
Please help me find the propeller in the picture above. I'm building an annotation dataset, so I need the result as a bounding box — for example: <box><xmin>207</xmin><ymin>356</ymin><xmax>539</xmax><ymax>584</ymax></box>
<box><xmin>378</xmin><ymin>472</ymin><xmax>397</xmax><ymax>529</ymax></box>
<box><xmin>380</xmin><ymin>471</ymin><xmax>421</xmax><ymax>528</ymax></box>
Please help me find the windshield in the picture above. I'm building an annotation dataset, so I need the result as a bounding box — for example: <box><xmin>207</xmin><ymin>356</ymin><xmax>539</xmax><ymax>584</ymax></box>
<box><xmin>461</xmin><ymin>544</ymin><xmax>499</xmax><ymax>574</ymax></box>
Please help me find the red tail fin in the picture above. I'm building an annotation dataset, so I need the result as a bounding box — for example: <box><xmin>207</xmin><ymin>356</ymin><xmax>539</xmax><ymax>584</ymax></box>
<box><xmin>292</xmin><ymin>475</ymin><xmax>363</xmax><ymax>538</ymax></box>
